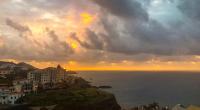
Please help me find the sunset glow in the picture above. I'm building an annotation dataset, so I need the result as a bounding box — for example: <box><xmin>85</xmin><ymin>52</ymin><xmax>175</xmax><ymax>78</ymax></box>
<box><xmin>1</xmin><ymin>0</ymin><xmax>200</xmax><ymax>71</ymax></box>
<box><xmin>80</xmin><ymin>12</ymin><xmax>95</xmax><ymax>25</ymax></box>
<box><xmin>70</xmin><ymin>42</ymin><xmax>79</xmax><ymax>49</ymax></box>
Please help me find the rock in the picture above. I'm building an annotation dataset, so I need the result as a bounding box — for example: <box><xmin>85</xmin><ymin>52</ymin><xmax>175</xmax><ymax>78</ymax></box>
<box><xmin>98</xmin><ymin>85</ymin><xmax>112</xmax><ymax>89</ymax></box>
<box><xmin>62</xmin><ymin>76</ymin><xmax>91</xmax><ymax>88</ymax></box>
<box><xmin>66</xmin><ymin>71</ymin><xmax>78</xmax><ymax>74</ymax></box>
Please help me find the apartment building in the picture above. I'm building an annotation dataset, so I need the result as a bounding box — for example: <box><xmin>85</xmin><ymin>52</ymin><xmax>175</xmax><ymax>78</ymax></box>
<box><xmin>28</xmin><ymin>65</ymin><xmax>68</xmax><ymax>85</ymax></box>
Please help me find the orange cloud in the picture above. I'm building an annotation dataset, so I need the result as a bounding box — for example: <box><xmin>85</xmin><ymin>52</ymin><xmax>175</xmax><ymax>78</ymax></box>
<box><xmin>68</xmin><ymin>61</ymin><xmax>77</xmax><ymax>65</ymax></box>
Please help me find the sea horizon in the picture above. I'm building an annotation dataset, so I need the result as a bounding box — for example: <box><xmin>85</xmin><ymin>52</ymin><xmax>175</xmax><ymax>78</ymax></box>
<box><xmin>76</xmin><ymin>71</ymin><xmax>200</xmax><ymax>108</ymax></box>
<box><xmin>76</xmin><ymin>70</ymin><xmax>200</xmax><ymax>73</ymax></box>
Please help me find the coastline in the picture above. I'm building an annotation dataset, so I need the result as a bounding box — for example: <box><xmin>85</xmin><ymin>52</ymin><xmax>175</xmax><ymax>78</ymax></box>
<box><xmin>76</xmin><ymin>71</ymin><xmax>200</xmax><ymax>107</ymax></box>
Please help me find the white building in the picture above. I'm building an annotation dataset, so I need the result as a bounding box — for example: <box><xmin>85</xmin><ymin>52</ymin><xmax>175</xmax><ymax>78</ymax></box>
<box><xmin>28</xmin><ymin>65</ymin><xmax>68</xmax><ymax>85</ymax></box>
<box><xmin>0</xmin><ymin>92</ymin><xmax>24</xmax><ymax>105</ymax></box>
<box><xmin>13</xmin><ymin>79</ymin><xmax>32</xmax><ymax>93</ymax></box>
<box><xmin>0</xmin><ymin>86</ymin><xmax>24</xmax><ymax>105</ymax></box>
<box><xmin>0</xmin><ymin>79</ymin><xmax>31</xmax><ymax>105</ymax></box>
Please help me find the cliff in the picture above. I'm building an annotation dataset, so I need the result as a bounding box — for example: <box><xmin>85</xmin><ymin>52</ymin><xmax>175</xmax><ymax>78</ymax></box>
<box><xmin>21</xmin><ymin>88</ymin><xmax>121</xmax><ymax>110</ymax></box>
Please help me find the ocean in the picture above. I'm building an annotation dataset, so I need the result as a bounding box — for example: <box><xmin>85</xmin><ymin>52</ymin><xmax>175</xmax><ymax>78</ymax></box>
<box><xmin>76</xmin><ymin>71</ymin><xmax>200</xmax><ymax>108</ymax></box>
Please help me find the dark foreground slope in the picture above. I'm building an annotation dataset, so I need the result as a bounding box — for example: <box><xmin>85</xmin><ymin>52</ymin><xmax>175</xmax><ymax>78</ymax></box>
<box><xmin>20</xmin><ymin>88</ymin><xmax>120</xmax><ymax>110</ymax></box>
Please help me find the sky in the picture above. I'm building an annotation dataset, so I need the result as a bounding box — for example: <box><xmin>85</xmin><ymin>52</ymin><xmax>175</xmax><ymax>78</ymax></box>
<box><xmin>1</xmin><ymin>0</ymin><xmax>200</xmax><ymax>71</ymax></box>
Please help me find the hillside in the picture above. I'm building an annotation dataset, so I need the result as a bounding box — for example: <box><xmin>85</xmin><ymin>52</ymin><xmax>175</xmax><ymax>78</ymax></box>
<box><xmin>20</xmin><ymin>88</ymin><xmax>121</xmax><ymax>110</ymax></box>
<box><xmin>0</xmin><ymin>61</ymin><xmax>36</xmax><ymax>70</ymax></box>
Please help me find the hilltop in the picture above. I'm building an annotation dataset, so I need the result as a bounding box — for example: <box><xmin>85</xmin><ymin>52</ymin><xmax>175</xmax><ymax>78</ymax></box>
<box><xmin>0</xmin><ymin>61</ymin><xmax>36</xmax><ymax>70</ymax></box>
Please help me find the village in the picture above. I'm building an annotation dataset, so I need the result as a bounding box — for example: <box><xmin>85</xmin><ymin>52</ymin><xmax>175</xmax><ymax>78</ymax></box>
<box><xmin>0</xmin><ymin>61</ymin><xmax>78</xmax><ymax>105</ymax></box>
<box><xmin>0</xmin><ymin>61</ymin><xmax>121</xmax><ymax>110</ymax></box>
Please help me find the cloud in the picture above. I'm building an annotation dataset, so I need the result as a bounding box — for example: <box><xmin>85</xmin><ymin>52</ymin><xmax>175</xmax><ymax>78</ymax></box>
<box><xmin>0</xmin><ymin>36</ymin><xmax>4</xmax><ymax>47</ymax></box>
<box><xmin>92</xmin><ymin>0</ymin><xmax>148</xmax><ymax>20</ymax></box>
<box><xmin>23</xmin><ymin>0</ymin><xmax>90</xmax><ymax>11</ymax></box>
<box><xmin>1</xmin><ymin>19</ymin><xmax>74</xmax><ymax>61</ymax></box>
<box><xmin>5</xmin><ymin>18</ymin><xmax>32</xmax><ymax>39</ymax></box>
<box><xmin>71</xmin><ymin>29</ymin><xmax>104</xmax><ymax>50</ymax></box>
<box><xmin>2</xmin><ymin>0</ymin><xmax>200</xmax><ymax>65</ymax></box>
<box><xmin>178</xmin><ymin>0</ymin><xmax>200</xmax><ymax>21</ymax></box>
<box><xmin>73</xmin><ymin>7</ymin><xmax>200</xmax><ymax>58</ymax></box>
<box><xmin>6</xmin><ymin>18</ymin><xmax>31</xmax><ymax>33</ymax></box>
<box><xmin>45</xmin><ymin>29</ymin><xmax>74</xmax><ymax>58</ymax></box>
<box><xmin>22</xmin><ymin>0</ymin><xmax>68</xmax><ymax>9</ymax></box>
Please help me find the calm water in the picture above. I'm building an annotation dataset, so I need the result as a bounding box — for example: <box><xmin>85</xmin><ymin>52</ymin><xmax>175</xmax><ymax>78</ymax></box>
<box><xmin>76</xmin><ymin>71</ymin><xmax>200</xmax><ymax>108</ymax></box>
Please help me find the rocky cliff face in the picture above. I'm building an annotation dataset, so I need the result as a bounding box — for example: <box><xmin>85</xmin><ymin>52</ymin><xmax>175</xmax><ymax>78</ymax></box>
<box><xmin>53</xmin><ymin>96</ymin><xmax>121</xmax><ymax>110</ymax></box>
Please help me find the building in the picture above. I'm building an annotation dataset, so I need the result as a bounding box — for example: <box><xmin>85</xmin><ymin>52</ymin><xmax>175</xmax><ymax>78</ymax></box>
<box><xmin>56</xmin><ymin>65</ymin><xmax>68</xmax><ymax>82</ymax></box>
<box><xmin>0</xmin><ymin>68</ymin><xmax>13</xmax><ymax>75</ymax></box>
<box><xmin>0</xmin><ymin>79</ymin><xmax>31</xmax><ymax>105</ymax></box>
<box><xmin>28</xmin><ymin>65</ymin><xmax>68</xmax><ymax>85</ymax></box>
<box><xmin>28</xmin><ymin>68</ymin><xmax>56</xmax><ymax>85</ymax></box>
<box><xmin>0</xmin><ymin>85</ymin><xmax>24</xmax><ymax>105</ymax></box>
<box><xmin>0</xmin><ymin>92</ymin><xmax>24</xmax><ymax>105</ymax></box>
<box><xmin>13</xmin><ymin>79</ymin><xmax>32</xmax><ymax>93</ymax></box>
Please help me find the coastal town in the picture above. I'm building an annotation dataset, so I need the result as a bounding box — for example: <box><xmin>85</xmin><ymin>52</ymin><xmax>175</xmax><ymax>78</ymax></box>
<box><xmin>0</xmin><ymin>61</ymin><xmax>74</xmax><ymax>105</ymax></box>
<box><xmin>0</xmin><ymin>61</ymin><xmax>96</xmax><ymax>109</ymax></box>
<box><xmin>0</xmin><ymin>61</ymin><xmax>200</xmax><ymax>110</ymax></box>
<box><xmin>0</xmin><ymin>61</ymin><xmax>120</xmax><ymax>110</ymax></box>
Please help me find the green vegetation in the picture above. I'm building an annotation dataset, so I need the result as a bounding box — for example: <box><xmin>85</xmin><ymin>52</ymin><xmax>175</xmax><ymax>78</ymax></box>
<box><xmin>19</xmin><ymin>88</ymin><xmax>121</xmax><ymax>110</ymax></box>
<box><xmin>22</xmin><ymin>88</ymin><xmax>114</xmax><ymax>106</ymax></box>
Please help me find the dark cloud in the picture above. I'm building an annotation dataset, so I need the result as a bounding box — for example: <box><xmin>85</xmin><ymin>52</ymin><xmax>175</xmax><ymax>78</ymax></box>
<box><xmin>5</xmin><ymin>18</ymin><xmax>32</xmax><ymax>39</ymax></box>
<box><xmin>178</xmin><ymin>0</ymin><xmax>200</xmax><ymax>21</ymax></box>
<box><xmin>71</xmin><ymin>29</ymin><xmax>104</xmax><ymax>50</ymax></box>
<box><xmin>73</xmin><ymin>11</ymin><xmax>200</xmax><ymax>57</ymax></box>
<box><xmin>6</xmin><ymin>18</ymin><xmax>31</xmax><ymax>33</ymax></box>
<box><xmin>46</xmin><ymin>29</ymin><xmax>74</xmax><ymax>58</ymax></box>
<box><xmin>92</xmin><ymin>0</ymin><xmax>148</xmax><ymax>20</ymax></box>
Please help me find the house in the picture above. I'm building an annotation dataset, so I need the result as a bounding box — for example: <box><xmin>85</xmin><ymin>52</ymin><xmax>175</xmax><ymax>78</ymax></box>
<box><xmin>0</xmin><ymin>85</ymin><xmax>24</xmax><ymax>105</ymax></box>
<box><xmin>0</xmin><ymin>84</ymin><xmax>14</xmax><ymax>93</ymax></box>
<box><xmin>28</xmin><ymin>65</ymin><xmax>68</xmax><ymax>85</ymax></box>
<box><xmin>0</xmin><ymin>92</ymin><xmax>24</xmax><ymax>105</ymax></box>
<box><xmin>55</xmin><ymin>65</ymin><xmax>68</xmax><ymax>82</ymax></box>
<box><xmin>28</xmin><ymin>68</ymin><xmax>56</xmax><ymax>85</ymax></box>
<box><xmin>0</xmin><ymin>79</ymin><xmax>31</xmax><ymax>105</ymax></box>
<box><xmin>13</xmin><ymin>79</ymin><xmax>32</xmax><ymax>93</ymax></box>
